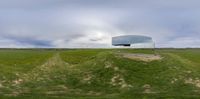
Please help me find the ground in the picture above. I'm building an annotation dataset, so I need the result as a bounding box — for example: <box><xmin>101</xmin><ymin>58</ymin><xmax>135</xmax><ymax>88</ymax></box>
<box><xmin>0</xmin><ymin>48</ymin><xmax>200</xmax><ymax>99</ymax></box>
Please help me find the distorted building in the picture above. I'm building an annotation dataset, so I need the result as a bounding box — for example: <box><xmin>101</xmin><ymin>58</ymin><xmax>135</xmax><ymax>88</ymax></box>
<box><xmin>112</xmin><ymin>35</ymin><xmax>155</xmax><ymax>48</ymax></box>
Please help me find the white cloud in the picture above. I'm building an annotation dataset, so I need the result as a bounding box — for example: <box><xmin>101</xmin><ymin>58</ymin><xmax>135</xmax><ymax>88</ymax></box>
<box><xmin>159</xmin><ymin>37</ymin><xmax>200</xmax><ymax>48</ymax></box>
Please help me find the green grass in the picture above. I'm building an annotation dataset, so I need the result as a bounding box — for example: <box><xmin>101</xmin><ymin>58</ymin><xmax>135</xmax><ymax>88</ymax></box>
<box><xmin>0</xmin><ymin>48</ymin><xmax>200</xmax><ymax>99</ymax></box>
<box><xmin>0</xmin><ymin>50</ymin><xmax>54</xmax><ymax>80</ymax></box>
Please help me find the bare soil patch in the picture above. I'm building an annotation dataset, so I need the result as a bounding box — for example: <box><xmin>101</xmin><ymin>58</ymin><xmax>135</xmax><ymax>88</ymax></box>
<box><xmin>119</xmin><ymin>53</ymin><xmax>162</xmax><ymax>62</ymax></box>
<box><xmin>0</xmin><ymin>83</ymin><xmax>2</xmax><ymax>88</ymax></box>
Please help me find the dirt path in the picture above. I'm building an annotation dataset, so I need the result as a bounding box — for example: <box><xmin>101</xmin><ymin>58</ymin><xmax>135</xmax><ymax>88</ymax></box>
<box><xmin>165</xmin><ymin>53</ymin><xmax>198</xmax><ymax>70</ymax></box>
<box><xmin>40</xmin><ymin>53</ymin><xmax>68</xmax><ymax>69</ymax></box>
<box><xmin>18</xmin><ymin>52</ymin><xmax>69</xmax><ymax>83</ymax></box>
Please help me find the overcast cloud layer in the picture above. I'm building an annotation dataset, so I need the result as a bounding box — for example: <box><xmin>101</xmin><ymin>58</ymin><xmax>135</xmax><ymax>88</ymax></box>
<box><xmin>0</xmin><ymin>0</ymin><xmax>200</xmax><ymax>48</ymax></box>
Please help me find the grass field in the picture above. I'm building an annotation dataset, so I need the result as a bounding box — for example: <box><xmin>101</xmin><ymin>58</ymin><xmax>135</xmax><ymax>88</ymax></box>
<box><xmin>0</xmin><ymin>49</ymin><xmax>200</xmax><ymax>99</ymax></box>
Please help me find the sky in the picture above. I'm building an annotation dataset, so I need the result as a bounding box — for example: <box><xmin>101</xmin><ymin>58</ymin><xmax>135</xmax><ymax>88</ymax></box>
<box><xmin>0</xmin><ymin>0</ymin><xmax>200</xmax><ymax>48</ymax></box>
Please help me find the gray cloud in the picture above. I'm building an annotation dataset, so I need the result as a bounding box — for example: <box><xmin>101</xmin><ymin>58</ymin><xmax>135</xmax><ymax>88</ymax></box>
<box><xmin>0</xmin><ymin>0</ymin><xmax>200</xmax><ymax>48</ymax></box>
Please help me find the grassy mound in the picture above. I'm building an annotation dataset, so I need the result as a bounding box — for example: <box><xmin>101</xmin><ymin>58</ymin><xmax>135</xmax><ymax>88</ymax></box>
<box><xmin>0</xmin><ymin>49</ymin><xmax>200</xmax><ymax>99</ymax></box>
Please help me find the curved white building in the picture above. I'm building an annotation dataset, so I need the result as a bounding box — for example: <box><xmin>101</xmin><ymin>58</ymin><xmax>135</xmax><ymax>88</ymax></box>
<box><xmin>112</xmin><ymin>35</ymin><xmax>155</xmax><ymax>48</ymax></box>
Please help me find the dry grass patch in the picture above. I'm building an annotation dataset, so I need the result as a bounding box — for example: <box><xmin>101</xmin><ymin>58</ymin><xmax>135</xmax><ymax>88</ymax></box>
<box><xmin>185</xmin><ymin>78</ymin><xmax>200</xmax><ymax>88</ymax></box>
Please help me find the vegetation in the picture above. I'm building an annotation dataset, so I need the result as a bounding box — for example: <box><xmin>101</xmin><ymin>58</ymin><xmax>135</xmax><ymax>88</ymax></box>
<box><xmin>0</xmin><ymin>49</ymin><xmax>200</xmax><ymax>99</ymax></box>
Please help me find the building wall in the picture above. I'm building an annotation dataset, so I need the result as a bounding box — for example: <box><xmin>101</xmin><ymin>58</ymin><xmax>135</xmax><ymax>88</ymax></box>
<box><xmin>112</xmin><ymin>35</ymin><xmax>154</xmax><ymax>48</ymax></box>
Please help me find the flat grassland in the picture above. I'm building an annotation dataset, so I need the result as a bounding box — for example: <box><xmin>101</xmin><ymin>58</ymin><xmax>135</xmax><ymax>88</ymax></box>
<box><xmin>0</xmin><ymin>49</ymin><xmax>200</xmax><ymax>99</ymax></box>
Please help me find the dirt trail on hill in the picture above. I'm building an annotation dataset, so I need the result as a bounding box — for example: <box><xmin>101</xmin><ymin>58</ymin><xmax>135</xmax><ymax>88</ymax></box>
<box><xmin>164</xmin><ymin>53</ymin><xmax>200</xmax><ymax>89</ymax></box>
<box><xmin>40</xmin><ymin>53</ymin><xmax>68</xmax><ymax>69</ymax></box>
<box><xmin>22</xmin><ymin>53</ymin><xmax>69</xmax><ymax>80</ymax></box>
<box><xmin>5</xmin><ymin>53</ymin><xmax>70</xmax><ymax>96</ymax></box>
<box><xmin>165</xmin><ymin>53</ymin><xmax>198</xmax><ymax>69</ymax></box>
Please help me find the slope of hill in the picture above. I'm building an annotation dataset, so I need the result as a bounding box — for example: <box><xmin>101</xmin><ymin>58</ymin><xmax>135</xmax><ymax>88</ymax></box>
<box><xmin>0</xmin><ymin>49</ymin><xmax>200</xmax><ymax>99</ymax></box>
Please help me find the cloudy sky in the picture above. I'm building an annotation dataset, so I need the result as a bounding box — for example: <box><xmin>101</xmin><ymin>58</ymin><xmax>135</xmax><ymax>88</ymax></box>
<box><xmin>0</xmin><ymin>0</ymin><xmax>200</xmax><ymax>48</ymax></box>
